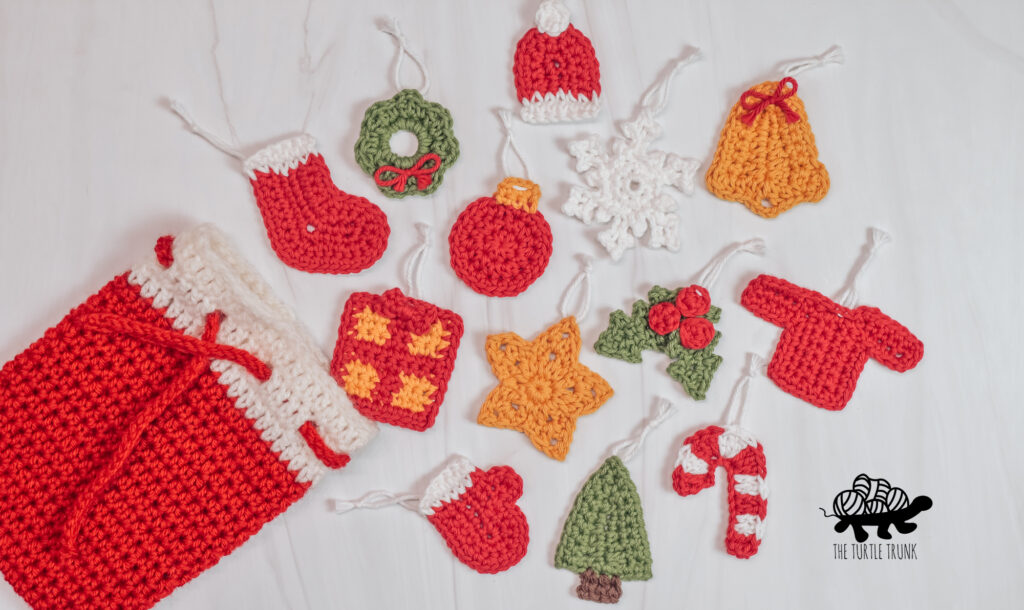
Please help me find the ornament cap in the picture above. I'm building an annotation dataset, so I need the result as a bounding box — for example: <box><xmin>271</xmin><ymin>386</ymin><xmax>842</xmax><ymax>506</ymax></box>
<box><xmin>495</xmin><ymin>177</ymin><xmax>541</xmax><ymax>214</ymax></box>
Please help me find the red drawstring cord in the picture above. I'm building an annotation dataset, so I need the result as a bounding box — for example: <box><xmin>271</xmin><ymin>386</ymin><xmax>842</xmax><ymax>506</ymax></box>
<box><xmin>739</xmin><ymin>77</ymin><xmax>801</xmax><ymax>126</ymax></box>
<box><xmin>61</xmin><ymin>311</ymin><xmax>273</xmax><ymax>556</ymax></box>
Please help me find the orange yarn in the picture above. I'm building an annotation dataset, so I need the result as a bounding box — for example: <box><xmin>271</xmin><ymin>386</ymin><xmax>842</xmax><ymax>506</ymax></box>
<box><xmin>477</xmin><ymin>317</ymin><xmax>613</xmax><ymax>461</ymax></box>
<box><xmin>705</xmin><ymin>78</ymin><xmax>829</xmax><ymax>218</ymax></box>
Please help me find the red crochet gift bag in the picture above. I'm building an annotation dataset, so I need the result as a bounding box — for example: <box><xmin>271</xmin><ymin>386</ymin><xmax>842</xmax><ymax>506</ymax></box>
<box><xmin>0</xmin><ymin>225</ymin><xmax>377</xmax><ymax>610</ymax></box>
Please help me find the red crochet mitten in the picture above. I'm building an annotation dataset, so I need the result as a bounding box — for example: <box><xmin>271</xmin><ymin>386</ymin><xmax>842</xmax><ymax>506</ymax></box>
<box><xmin>244</xmin><ymin>135</ymin><xmax>390</xmax><ymax>274</ymax></box>
<box><xmin>420</xmin><ymin>456</ymin><xmax>529</xmax><ymax>574</ymax></box>
<box><xmin>331</xmin><ymin>288</ymin><xmax>463</xmax><ymax>431</ymax></box>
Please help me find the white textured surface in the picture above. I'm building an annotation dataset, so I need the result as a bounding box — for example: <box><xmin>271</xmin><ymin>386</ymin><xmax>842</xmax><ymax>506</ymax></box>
<box><xmin>0</xmin><ymin>1</ymin><xmax>1021</xmax><ymax>609</ymax></box>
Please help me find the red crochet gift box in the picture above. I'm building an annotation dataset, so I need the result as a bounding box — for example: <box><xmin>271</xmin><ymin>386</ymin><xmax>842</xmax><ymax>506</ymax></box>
<box><xmin>331</xmin><ymin>288</ymin><xmax>463</xmax><ymax>431</ymax></box>
<box><xmin>0</xmin><ymin>226</ymin><xmax>377</xmax><ymax>610</ymax></box>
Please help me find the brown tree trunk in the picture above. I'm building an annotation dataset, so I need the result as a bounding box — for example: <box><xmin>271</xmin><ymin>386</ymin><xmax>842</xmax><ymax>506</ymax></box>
<box><xmin>576</xmin><ymin>568</ymin><xmax>622</xmax><ymax>603</ymax></box>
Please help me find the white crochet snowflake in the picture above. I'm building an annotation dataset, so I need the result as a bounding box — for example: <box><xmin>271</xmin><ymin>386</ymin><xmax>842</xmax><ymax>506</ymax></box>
<box><xmin>563</xmin><ymin>109</ymin><xmax>700</xmax><ymax>261</ymax></box>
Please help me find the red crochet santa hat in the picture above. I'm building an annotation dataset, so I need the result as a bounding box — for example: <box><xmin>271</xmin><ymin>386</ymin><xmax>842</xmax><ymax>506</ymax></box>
<box><xmin>513</xmin><ymin>0</ymin><xmax>601</xmax><ymax>123</ymax></box>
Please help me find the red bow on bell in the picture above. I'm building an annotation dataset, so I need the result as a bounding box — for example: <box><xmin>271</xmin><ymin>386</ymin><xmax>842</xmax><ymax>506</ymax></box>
<box><xmin>374</xmin><ymin>152</ymin><xmax>442</xmax><ymax>193</ymax></box>
<box><xmin>739</xmin><ymin>77</ymin><xmax>801</xmax><ymax>126</ymax></box>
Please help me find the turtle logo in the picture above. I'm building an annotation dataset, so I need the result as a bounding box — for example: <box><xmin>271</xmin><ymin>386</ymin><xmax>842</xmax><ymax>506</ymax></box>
<box><xmin>820</xmin><ymin>474</ymin><xmax>932</xmax><ymax>542</ymax></box>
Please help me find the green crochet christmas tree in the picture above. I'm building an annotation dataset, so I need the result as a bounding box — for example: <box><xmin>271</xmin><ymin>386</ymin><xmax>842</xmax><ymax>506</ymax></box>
<box><xmin>554</xmin><ymin>456</ymin><xmax>652</xmax><ymax>603</ymax></box>
<box><xmin>595</xmin><ymin>285</ymin><xmax>723</xmax><ymax>400</ymax></box>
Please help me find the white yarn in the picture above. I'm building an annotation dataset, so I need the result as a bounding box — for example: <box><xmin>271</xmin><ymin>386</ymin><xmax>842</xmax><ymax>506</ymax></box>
<box><xmin>520</xmin><ymin>89</ymin><xmax>601</xmax><ymax>124</ymax></box>
<box><xmin>418</xmin><ymin>455</ymin><xmax>476</xmax><ymax>516</ymax></box>
<box><xmin>562</xmin><ymin>52</ymin><xmax>702</xmax><ymax>261</ymax></box>
<box><xmin>723</xmin><ymin>353</ymin><xmax>766</xmax><ymax>429</ymax></box>
<box><xmin>781</xmin><ymin>45</ymin><xmax>844</xmax><ymax>78</ymax></box>
<box><xmin>834</xmin><ymin>228</ymin><xmax>891</xmax><ymax>308</ymax></box>
<box><xmin>128</xmin><ymin>225</ymin><xmax>378</xmax><ymax>485</ymax></box>
<box><xmin>610</xmin><ymin>398</ymin><xmax>677</xmax><ymax>463</ymax></box>
<box><xmin>403</xmin><ymin>223</ymin><xmax>432</xmax><ymax>299</ymax></box>
<box><xmin>558</xmin><ymin>256</ymin><xmax>593</xmax><ymax>320</ymax></box>
<box><xmin>380</xmin><ymin>18</ymin><xmax>430</xmax><ymax>95</ymax></box>
<box><xmin>169</xmin><ymin>99</ymin><xmax>245</xmax><ymax>160</ymax></box>
<box><xmin>498</xmin><ymin>109</ymin><xmax>530</xmax><ymax>179</ymax></box>
<box><xmin>694</xmin><ymin>238</ymin><xmax>766</xmax><ymax>289</ymax></box>
<box><xmin>640</xmin><ymin>48</ymin><xmax>702</xmax><ymax>115</ymax></box>
<box><xmin>331</xmin><ymin>491</ymin><xmax>421</xmax><ymax>515</ymax></box>
<box><xmin>242</xmin><ymin>134</ymin><xmax>318</xmax><ymax>179</ymax></box>
<box><xmin>535</xmin><ymin>0</ymin><xmax>570</xmax><ymax>35</ymax></box>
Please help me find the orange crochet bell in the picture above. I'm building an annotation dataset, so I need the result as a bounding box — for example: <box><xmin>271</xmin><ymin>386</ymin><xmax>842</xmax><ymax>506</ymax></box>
<box><xmin>705</xmin><ymin>47</ymin><xmax>842</xmax><ymax>218</ymax></box>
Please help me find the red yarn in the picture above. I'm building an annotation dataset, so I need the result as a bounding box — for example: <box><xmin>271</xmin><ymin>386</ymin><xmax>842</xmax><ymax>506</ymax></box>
<box><xmin>331</xmin><ymin>288</ymin><xmax>463</xmax><ymax>431</ymax></box>
<box><xmin>426</xmin><ymin>466</ymin><xmax>529</xmax><ymax>574</ymax></box>
<box><xmin>373</xmin><ymin>152</ymin><xmax>441</xmax><ymax>193</ymax></box>
<box><xmin>678</xmin><ymin>317</ymin><xmax>715</xmax><ymax>350</ymax></box>
<box><xmin>155</xmin><ymin>235</ymin><xmax>175</xmax><ymax>268</ymax></box>
<box><xmin>672</xmin><ymin>425</ymin><xmax>767</xmax><ymax>559</ymax></box>
<box><xmin>645</xmin><ymin>285</ymin><xmax>716</xmax><ymax>349</ymax></box>
<box><xmin>513</xmin><ymin>24</ymin><xmax>601</xmax><ymax>103</ymax></box>
<box><xmin>298</xmin><ymin>422</ymin><xmax>351</xmax><ymax>469</ymax></box>
<box><xmin>249</xmin><ymin>153</ymin><xmax>389</xmax><ymax>274</ymax></box>
<box><xmin>741</xmin><ymin>274</ymin><xmax>924</xmax><ymax>411</ymax></box>
<box><xmin>647</xmin><ymin>302</ymin><xmax>681</xmax><ymax>335</ymax></box>
<box><xmin>739</xmin><ymin>77</ymin><xmax>800</xmax><ymax>126</ymax></box>
<box><xmin>675</xmin><ymin>285</ymin><xmax>711</xmax><ymax>317</ymax></box>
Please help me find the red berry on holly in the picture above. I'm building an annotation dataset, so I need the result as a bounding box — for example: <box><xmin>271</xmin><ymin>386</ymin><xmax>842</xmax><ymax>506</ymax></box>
<box><xmin>647</xmin><ymin>302</ymin><xmax>681</xmax><ymax>335</ymax></box>
<box><xmin>679</xmin><ymin>317</ymin><xmax>715</xmax><ymax>350</ymax></box>
<box><xmin>675</xmin><ymin>285</ymin><xmax>711</xmax><ymax>317</ymax></box>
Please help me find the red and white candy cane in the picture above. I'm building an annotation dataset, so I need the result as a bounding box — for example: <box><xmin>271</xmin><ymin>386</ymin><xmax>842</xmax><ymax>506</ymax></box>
<box><xmin>671</xmin><ymin>354</ymin><xmax>768</xmax><ymax>558</ymax></box>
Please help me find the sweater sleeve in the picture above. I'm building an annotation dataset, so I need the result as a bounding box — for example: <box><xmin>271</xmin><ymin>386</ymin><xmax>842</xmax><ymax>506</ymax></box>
<box><xmin>740</xmin><ymin>275</ymin><xmax>814</xmax><ymax>329</ymax></box>
<box><xmin>857</xmin><ymin>306</ymin><xmax>924</xmax><ymax>372</ymax></box>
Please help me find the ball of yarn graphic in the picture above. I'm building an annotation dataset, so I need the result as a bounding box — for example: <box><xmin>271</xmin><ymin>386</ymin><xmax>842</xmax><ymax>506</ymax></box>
<box><xmin>832</xmin><ymin>490</ymin><xmax>866</xmax><ymax>516</ymax></box>
<box><xmin>865</xmin><ymin>499</ymin><xmax>888</xmax><ymax>514</ymax></box>
<box><xmin>852</xmin><ymin>474</ymin><xmax>891</xmax><ymax>503</ymax></box>
<box><xmin>885</xmin><ymin>487</ymin><xmax>909</xmax><ymax>512</ymax></box>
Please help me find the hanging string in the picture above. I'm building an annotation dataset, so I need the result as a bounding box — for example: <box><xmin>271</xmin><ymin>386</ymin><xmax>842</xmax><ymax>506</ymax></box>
<box><xmin>559</xmin><ymin>256</ymin><xmax>594</xmax><ymax>320</ymax></box>
<box><xmin>498</xmin><ymin>109</ymin><xmax>530</xmax><ymax>179</ymax></box>
<box><xmin>640</xmin><ymin>47</ymin><xmax>702</xmax><ymax>115</ymax></box>
<box><xmin>168</xmin><ymin>99</ymin><xmax>245</xmax><ymax>160</ymax></box>
<box><xmin>723</xmin><ymin>353</ymin><xmax>766</xmax><ymax>428</ymax></box>
<box><xmin>694</xmin><ymin>238</ymin><xmax>766</xmax><ymax>289</ymax></box>
<box><xmin>610</xmin><ymin>398</ymin><xmax>677</xmax><ymax>463</ymax></box>
<box><xmin>331</xmin><ymin>490</ymin><xmax>421</xmax><ymax>515</ymax></box>
<box><xmin>403</xmin><ymin>223</ymin><xmax>432</xmax><ymax>299</ymax></box>
<box><xmin>780</xmin><ymin>45</ymin><xmax>844</xmax><ymax>78</ymax></box>
<box><xmin>834</xmin><ymin>228</ymin><xmax>891</xmax><ymax>308</ymax></box>
<box><xmin>380</xmin><ymin>18</ymin><xmax>430</xmax><ymax>95</ymax></box>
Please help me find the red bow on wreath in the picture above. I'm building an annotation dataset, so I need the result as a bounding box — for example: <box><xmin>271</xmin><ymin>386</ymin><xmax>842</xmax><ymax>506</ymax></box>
<box><xmin>374</xmin><ymin>152</ymin><xmax>442</xmax><ymax>193</ymax></box>
<box><xmin>739</xmin><ymin>77</ymin><xmax>800</xmax><ymax>126</ymax></box>
<box><xmin>647</xmin><ymin>285</ymin><xmax>716</xmax><ymax>350</ymax></box>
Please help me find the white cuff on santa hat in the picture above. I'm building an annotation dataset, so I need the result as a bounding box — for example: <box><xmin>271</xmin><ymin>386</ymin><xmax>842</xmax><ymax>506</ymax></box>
<box><xmin>418</xmin><ymin>455</ymin><xmax>476</xmax><ymax>516</ymax></box>
<box><xmin>128</xmin><ymin>224</ymin><xmax>378</xmax><ymax>485</ymax></box>
<box><xmin>520</xmin><ymin>89</ymin><xmax>601</xmax><ymax>124</ymax></box>
<box><xmin>243</xmin><ymin>134</ymin><xmax>318</xmax><ymax>179</ymax></box>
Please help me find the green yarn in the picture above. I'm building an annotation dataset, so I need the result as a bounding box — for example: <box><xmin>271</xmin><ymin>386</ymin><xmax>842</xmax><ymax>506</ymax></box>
<box><xmin>554</xmin><ymin>456</ymin><xmax>653</xmax><ymax>582</ymax></box>
<box><xmin>595</xmin><ymin>285</ymin><xmax>723</xmax><ymax>400</ymax></box>
<box><xmin>354</xmin><ymin>89</ymin><xmax>460</xmax><ymax>198</ymax></box>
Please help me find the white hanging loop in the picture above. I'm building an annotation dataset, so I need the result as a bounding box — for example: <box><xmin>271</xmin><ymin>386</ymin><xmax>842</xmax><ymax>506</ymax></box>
<box><xmin>559</xmin><ymin>255</ymin><xmax>594</xmax><ymax>320</ymax></box>
<box><xmin>535</xmin><ymin>0</ymin><xmax>570</xmax><ymax>36</ymax></box>
<box><xmin>834</xmin><ymin>228</ymin><xmax>891</xmax><ymax>308</ymax></box>
<box><xmin>168</xmin><ymin>99</ymin><xmax>245</xmax><ymax>160</ymax></box>
<box><xmin>723</xmin><ymin>353</ymin><xmax>766</xmax><ymax>428</ymax></box>
<box><xmin>331</xmin><ymin>490</ymin><xmax>421</xmax><ymax>515</ymax></box>
<box><xmin>694</xmin><ymin>237</ymin><xmax>766</xmax><ymax>289</ymax></box>
<box><xmin>498</xmin><ymin>109</ymin><xmax>530</xmax><ymax>179</ymax></box>
<box><xmin>780</xmin><ymin>45</ymin><xmax>844</xmax><ymax>78</ymax></box>
<box><xmin>403</xmin><ymin>223</ymin><xmax>432</xmax><ymax>299</ymax></box>
<box><xmin>610</xmin><ymin>398</ymin><xmax>678</xmax><ymax>463</ymax></box>
<box><xmin>380</xmin><ymin>18</ymin><xmax>430</xmax><ymax>95</ymax></box>
<box><xmin>640</xmin><ymin>48</ymin><xmax>702</xmax><ymax>115</ymax></box>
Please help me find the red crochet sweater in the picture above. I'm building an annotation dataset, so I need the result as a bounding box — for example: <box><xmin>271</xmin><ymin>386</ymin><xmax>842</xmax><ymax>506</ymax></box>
<box><xmin>741</xmin><ymin>275</ymin><xmax>924</xmax><ymax>410</ymax></box>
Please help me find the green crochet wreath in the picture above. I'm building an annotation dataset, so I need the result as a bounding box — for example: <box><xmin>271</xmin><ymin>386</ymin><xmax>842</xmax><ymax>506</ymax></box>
<box><xmin>354</xmin><ymin>89</ymin><xmax>460</xmax><ymax>198</ymax></box>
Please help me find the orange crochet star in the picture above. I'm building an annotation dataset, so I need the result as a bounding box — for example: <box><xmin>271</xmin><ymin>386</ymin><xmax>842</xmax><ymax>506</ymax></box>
<box><xmin>477</xmin><ymin>317</ymin><xmax>614</xmax><ymax>460</ymax></box>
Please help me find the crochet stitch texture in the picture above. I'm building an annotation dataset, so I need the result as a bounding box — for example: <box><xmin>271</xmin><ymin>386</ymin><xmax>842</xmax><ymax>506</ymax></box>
<box><xmin>555</xmin><ymin>456</ymin><xmax>652</xmax><ymax>603</ymax></box>
<box><xmin>331</xmin><ymin>288</ymin><xmax>463</xmax><ymax>431</ymax></box>
<box><xmin>0</xmin><ymin>226</ymin><xmax>376</xmax><ymax>610</ymax></box>
<box><xmin>705</xmin><ymin>78</ymin><xmax>830</xmax><ymax>217</ymax></box>
<box><xmin>595</xmin><ymin>285</ymin><xmax>723</xmax><ymax>400</ymax></box>
<box><xmin>741</xmin><ymin>274</ymin><xmax>924</xmax><ymax>410</ymax></box>
<box><xmin>673</xmin><ymin>425</ymin><xmax>768</xmax><ymax>559</ymax></box>
<box><xmin>420</xmin><ymin>456</ymin><xmax>529</xmax><ymax>574</ymax></box>
<box><xmin>513</xmin><ymin>0</ymin><xmax>601</xmax><ymax>123</ymax></box>
<box><xmin>448</xmin><ymin>177</ymin><xmax>553</xmax><ymax>297</ymax></box>
<box><xmin>477</xmin><ymin>317</ymin><xmax>612</xmax><ymax>460</ymax></box>
<box><xmin>355</xmin><ymin>89</ymin><xmax>460</xmax><ymax>198</ymax></box>
<box><xmin>245</xmin><ymin>135</ymin><xmax>390</xmax><ymax>274</ymax></box>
